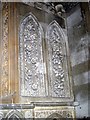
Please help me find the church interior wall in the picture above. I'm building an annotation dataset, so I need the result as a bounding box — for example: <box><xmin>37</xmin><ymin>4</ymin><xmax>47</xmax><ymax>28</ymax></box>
<box><xmin>0</xmin><ymin>2</ymin><xmax>89</xmax><ymax>119</ymax></box>
<box><xmin>66</xmin><ymin>3</ymin><xmax>89</xmax><ymax>118</ymax></box>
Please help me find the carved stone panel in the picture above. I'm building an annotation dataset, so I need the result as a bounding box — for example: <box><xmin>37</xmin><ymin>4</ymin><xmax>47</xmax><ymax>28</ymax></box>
<box><xmin>0</xmin><ymin>3</ymin><xmax>9</xmax><ymax>97</ymax></box>
<box><xmin>46</xmin><ymin>21</ymin><xmax>72</xmax><ymax>98</ymax></box>
<box><xmin>0</xmin><ymin>108</ymin><xmax>33</xmax><ymax>119</ymax></box>
<box><xmin>5</xmin><ymin>110</ymin><xmax>24</xmax><ymax>119</ymax></box>
<box><xmin>0</xmin><ymin>112</ymin><xmax>4</xmax><ymax>120</ymax></box>
<box><xmin>34</xmin><ymin>106</ymin><xmax>75</xmax><ymax>119</ymax></box>
<box><xmin>19</xmin><ymin>13</ymin><xmax>46</xmax><ymax>97</ymax></box>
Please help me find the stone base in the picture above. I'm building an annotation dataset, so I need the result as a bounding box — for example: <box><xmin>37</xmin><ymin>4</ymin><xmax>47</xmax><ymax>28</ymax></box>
<box><xmin>0</xmin><ymin>105</ymin><xmax>75</xmax><ymax>119</ymax></box>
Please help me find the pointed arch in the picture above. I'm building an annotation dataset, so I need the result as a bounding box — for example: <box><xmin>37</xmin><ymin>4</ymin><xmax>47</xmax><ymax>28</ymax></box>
<box><xmin>46</xmin><ymin>20</ymin><xmax>71</xmax><ymax>98</ymax></box>
<box><xmin>46</xmin><ymin>113</ymin><xmax>64</xmax><ymax>120</ymax></box>
<box><xmin>46</xmin><ymin>20</ymin><xmax>66</xmax><ymax>44</ymax></box>
<box><xmin>19</xmin><ymin>13</ymin><xmax>46</xmax><ymax>97</ymax></box>
<box><xmin>5</xmin><ymin>110</ymin><xmax>23</xmax><ymax>119</ymax></box>
<box><xmin>0</xmin><ymin>112</ymin><xmax>4</xmax><ymax>119</ymax></box>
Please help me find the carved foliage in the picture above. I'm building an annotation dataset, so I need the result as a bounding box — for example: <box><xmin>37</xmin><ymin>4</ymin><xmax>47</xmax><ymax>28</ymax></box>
<box><xmin>46</xmin><ymin>21</ymin><xmax>70</xmax><ymax>97</ymax></box>
<box><xmin>1</xmin><ymin>3</ymin><xmax>9</xmax><ymax>96</ymax></box>
<box><xmin>35</xmin><ymin>109</ymin><xmax>73</xmax><ymax>118</ymax></box>
<box><xmin>19</xmin><ymin>13</ymin><xmax>46</xmax><ymax>97</ymax></box>
<box><xmin>19</xmin><ymin>14</ymin><xmax>71</xmax><ymax>99</ymax></box>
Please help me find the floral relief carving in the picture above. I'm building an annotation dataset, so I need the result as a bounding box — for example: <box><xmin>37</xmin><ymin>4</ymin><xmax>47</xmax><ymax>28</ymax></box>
<box><xmin>46</xmin><ymin>21</ymin><xmax>70</xmax><ymax>98</ymax></box>
<box><xmin>19</xmin><ymin>13</ymin><xmax>72</xmax><ymax>99</ymax></box>
<box><xmin>19</xmin><ymin>13</ymin><xmax>46</xmax><ymax>97</ymax></box>
<box><xmin>35</xmin><ymin>109</ymin><xmax>73</xmax><ymax>119</ymax></box>
<box><xmin>1</xmin><ymin>3</ymin><xmax>9</xmax><ymax>96</ymax></box>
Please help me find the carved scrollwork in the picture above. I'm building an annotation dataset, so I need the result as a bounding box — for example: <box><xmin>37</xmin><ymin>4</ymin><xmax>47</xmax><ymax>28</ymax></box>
<box><xmin>46</xmin><ymin>20</ymin><xmax>70</xmax><ymax>98</ymax></box>
<box><xmin>1</xmin><ymin>3</ymin><xmax>9</xmax><ymax>97</ymax></box>
<box><xmin>35</xmin><ymin>109</ymin><xmax>74</xmax><ymax>119</ymax></box>
<box><xmin>19</xmin><ymin>13</ymin><xmax>72</xmax><ymax>99</ymax></box>
<box><xmin>19</xmin><ymin>13</ymin><xmax>46</xmax><ymax>97</ymax></box>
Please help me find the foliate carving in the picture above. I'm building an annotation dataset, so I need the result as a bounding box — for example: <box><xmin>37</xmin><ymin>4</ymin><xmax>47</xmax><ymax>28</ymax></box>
<box><xmin>23</xmin><ymin>2</ymin><xmax>55</xmax><ymax>14</ymax></box>
<box><xmin>25</xmin><ymin>110</ymin><xmax>33</xmax><ymax>118</ymax></box>
<box><xmin>1</xmin><ymin>3</ymin><xmax>9</xmax><ymax>96</ymax></box>
<box><xmin>46</xmin><ymin>21</ymin><xmax>70</xmax><ymax>98</ymax></box>
<box><xmin>19</xmin><ymin>13</ymin><xmax>46</xmax><ymax>97</ymax></box>
<box><xmin>35</xmin><ymin>109</ymin><xmax>74</xmax><ymax>118</ymax></box>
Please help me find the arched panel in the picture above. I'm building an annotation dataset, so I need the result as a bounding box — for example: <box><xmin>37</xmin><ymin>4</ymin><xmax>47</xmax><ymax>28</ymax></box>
<box><xmin>46</xmin><ymin>113</ymin><xmax>63</xmax><ymax>120</ymax></box>
<box><xmin>0</xmin><ymin>3</ymin><xmax>9</xmax><ymax>98</ymax></box>
<box><xmin>46</xmin><ymin>20</ymin><xmax>72</xmax><ymax>98</ymax></box>
<box><xmin>0</xmin><ymin>112</ymin><xmax>4</xmax><ymax>119</ymax></box>
<box><xmin>5</xmin><ymin>110</ymin><xmax>23</xmax><ymax>119</ymax></box>
<box><xmin>19</xmin><ymin>13</ymin><xmax>46</xmax><ymax>97</ymax></box>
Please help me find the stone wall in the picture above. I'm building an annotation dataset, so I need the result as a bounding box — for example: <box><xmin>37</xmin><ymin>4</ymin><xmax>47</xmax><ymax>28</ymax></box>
<box><xmin>0</xmin><ymin>105</ymin><xmax>75</xmax><ymax>119</ymax></box>
<box><xmin>0</xmin><ymin>2</ymin><xmax>75</xmax><ymax>119</ymax></box>
<box><xmin>66</xmin><ymin>3</ymin><xmax>90</xmax><ymax>118</ymax></box>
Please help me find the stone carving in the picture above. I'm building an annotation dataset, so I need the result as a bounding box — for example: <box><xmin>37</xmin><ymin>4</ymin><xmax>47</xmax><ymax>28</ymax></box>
<box><xmin>23</xmin><ymin>2</ymin><xmax>55</xmax><ymax>14</ymax></box>
<box><xmin>0</xmin><ymin>112</ymin><xmax>4</xmax><ymax>120</ymax></box>
<box><xmin>5</xmin><ymin>110</ymin><xmax>23</xmax><ymax>119</ymax></box>
<box><xmin>19</xmin><ymin>13</ymin><xmax>46</xmax><ymax>97</ymax></box>
<box><xmin>46</xmin><ymin>113</ymin><xmax>63</xmax><ymax>120</ymax></box>
<box><xmin>1</xmin><ymin>3</ymin><xmax>9</xmax><ymax>96</ymax></box>
<box><xmin>35</xmin><ymin>108</ymin><xmax>74</xmax><ymax>119</ymax></box>
<box><xmin>46</xmin><ymin>20</ymin><xmax>71</xmax><ymax>98</ymax></box>
<box><xmin>25</xmin><ymin>110</ymin><xmax>33</xmax><ymax>118</ymax></box>
<box><xmin>55</xmin><ymin>4</ymin><xmax>65</xmax><ymax>17</ymax></box>
<box><xmin>19</xmin><ymin>13</ymin><xmax>72</xmax><ymax>99</ymax></box>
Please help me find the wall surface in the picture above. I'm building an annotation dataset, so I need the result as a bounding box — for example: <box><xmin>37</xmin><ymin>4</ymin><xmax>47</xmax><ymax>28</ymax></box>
<box><xmin>0</xmin><ymin>2</ymin><xmax>89</xmax><ymax>119</ymax></box>
<box><xmin>0</xmin><ymin>2</ymin><xmax>75</xmax><ymax>119</ymax></box>
<box><xmin>66</xmin><ymin>4</ymin><xmax>89</xmax><ymax>118</ymax></box>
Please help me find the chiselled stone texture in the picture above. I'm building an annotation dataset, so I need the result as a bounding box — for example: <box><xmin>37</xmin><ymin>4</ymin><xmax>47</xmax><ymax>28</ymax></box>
<box><xmin>19</xmin><ymin>13</ymin><xmax>73</xmax><ymax>100</ymax></box>
<box><xmin>1</xmin><ymin>3</ymin><xmax>9</xmax><ymax>97</ymax></box>
<box><xmin>0</xmin><ymin>112</ymin><xmax>4</xmax><ymax>120</ymax></box>
<box><xmin>0</xmin><ymin>110</ymin><xmax>24</xmax><ymax>119</ymax></box>
<box><xmin>5</xmin><ymin>110</ymin><xmax>24</xmax><ymax>119</ymax></box>
<box><xmin>0</xmin><ymin>106</ymin><xmax>75</xmax><ymax>119</ymax></box>
<box><xmin>34</xmin><ymin>107</ymin><xmax>74</xmax><ymax>119</ymax></box>
<box><xmin>23</xmin><ymin>2</ymin><xmax>55</xmax><ymax>14</ymax></box>
<box><xmin>19</xmin><ymin>13</ymin><xmax>46</xmax><ymax>97</ymax></box>
<box><xmin>46</xmin><ymin>21</ymin><xmax>71</xmax><ymax>98</ymax></box>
